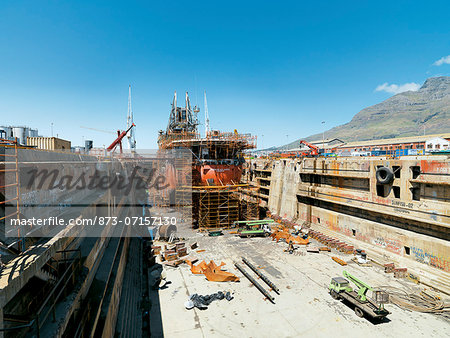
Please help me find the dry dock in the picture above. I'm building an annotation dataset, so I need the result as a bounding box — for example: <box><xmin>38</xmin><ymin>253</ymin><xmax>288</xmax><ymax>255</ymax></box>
<box><xmin>1</xmin><ymin>138</ymin><xmax>449</xmax><ymax>337</ymax></box>
<box><xmin>149</xmin><ymin>230</ymin><xmax>449</xmax><ymax>337</ymax></box>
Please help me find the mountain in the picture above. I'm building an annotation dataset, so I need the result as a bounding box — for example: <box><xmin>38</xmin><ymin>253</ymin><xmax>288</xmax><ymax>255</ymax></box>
<box><xmin>278</xmin><ymin>76</ymin><xmax>450</xmax><ymax>150</ymax></box>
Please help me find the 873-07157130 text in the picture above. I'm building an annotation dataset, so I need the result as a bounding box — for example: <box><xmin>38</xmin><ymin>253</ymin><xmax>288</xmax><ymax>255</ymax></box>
<box><xmin>91</xmin><ymin>216</ymin><xmax>178</xmax><ymax>226</ymax></box>
<box><xmin>9</xmin><ymin>216</ymin><xmax>178</xmax><ymax>227</ymax></box>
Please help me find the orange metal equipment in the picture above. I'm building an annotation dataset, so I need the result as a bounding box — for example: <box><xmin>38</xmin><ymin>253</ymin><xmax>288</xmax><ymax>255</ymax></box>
<box><xmin>299</xmin><ymin>140</ymin><xmax>319</xmax><ymax>156</ymax></box>
<box><xmin>290</xmin><ymin>235</ymin><xmax>309</xmax><ymax>245</ymax></box>
<box><xmin>186</xmin><ymin>260</ymin><xmax>239</xmax><ymax>282</ymax></box>
<box><xmin>270</xmin><ymin>228</ymin><xmax>309</xmax><ymax>245</ymax></box>
<box><xmin>332</xmin><ymin>256</ymin><xmax>347</xmax><ymax>266</ymax></box>
<box><xmin>203</xmin><ymin>262</ymin><xmax>240</xmax><ymax>282</ymax></box>
<box><xmin>187</xmin><ymin>260</ymin><xmax>209</xmax><ymax>274</ymax></box>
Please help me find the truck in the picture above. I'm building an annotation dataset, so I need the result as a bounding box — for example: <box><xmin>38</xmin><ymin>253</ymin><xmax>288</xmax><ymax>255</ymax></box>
<box><xmin>329</xmin><ymin>271</ymin><xmax>390</xmax><ymax>320</ymax></box>
<box><xmin>238</xmin><ymin>223</ymin><xmax>271</xmax><ymax>238</ymax></box>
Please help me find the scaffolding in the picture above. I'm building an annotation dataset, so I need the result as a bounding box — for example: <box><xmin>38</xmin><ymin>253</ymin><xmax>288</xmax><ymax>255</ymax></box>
<box><xmin>158</xmin><ymin>131</ymin><xmax>256</xmax><ymax>153</ymax></box>
<box><xmin>239</xmin><ymin>185</ymin><xmax>260</xmax><ymax>221</ymax></box>
<box><xmin>157</xmin><ymin>113</ymin><xmax>258</xmax><ymax>228</ymax></box>
<box><xmin>158</xmin><ymin>131</ymin><xmax>200</xmax><ymax>150</ymax></box>
<box><xmin>194</xmin><ymin>186</ymin><xmax>240</xmax><ymax>229</ymax></box>
<box><xmin>174</xmin><ymin>150</ymin><xmax>193</xmax><ymax>224</ymax></box>
<box><xmin>0</xmin><ymin>138</ymin><xmax>22</xmax><ymax>250</ymax></box>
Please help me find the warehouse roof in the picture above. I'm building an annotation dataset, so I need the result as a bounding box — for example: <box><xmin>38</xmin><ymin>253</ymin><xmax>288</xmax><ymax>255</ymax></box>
<box><xmin>340</xmin><ymin>133</ymin><xmax>450</xmax><ymax>148</ymax></box>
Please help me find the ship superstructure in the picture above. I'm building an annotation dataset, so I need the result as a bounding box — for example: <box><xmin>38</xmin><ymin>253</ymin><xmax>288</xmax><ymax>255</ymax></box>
<box><xmin>158</xmin><ymin>92</ymin><xmax>258</xmax><ymax>227</ymax></box>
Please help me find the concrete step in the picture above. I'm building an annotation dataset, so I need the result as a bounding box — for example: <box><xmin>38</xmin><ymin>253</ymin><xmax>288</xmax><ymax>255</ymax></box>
<box><xmin>310</xmin><ymin>224</ymin><xmax>450</xmax><ymax>295</ymax></box>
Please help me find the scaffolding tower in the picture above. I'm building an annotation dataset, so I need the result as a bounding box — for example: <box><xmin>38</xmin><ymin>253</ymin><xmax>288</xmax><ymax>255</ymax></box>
<box><xmin>196</xmin><ymin>186</ymin><xmax>240</xmax><ymax>229</ymax></box>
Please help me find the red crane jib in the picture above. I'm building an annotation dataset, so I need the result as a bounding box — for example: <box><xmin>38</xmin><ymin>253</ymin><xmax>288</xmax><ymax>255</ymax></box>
<box><xmin>299</xmin><ymin>140</ymin><xmax>319</xmax><ymax>156</ymax></box>
<box><xmin>107</xmin><ymin>123</ymin><xmax>135</xmax><ymax>152</ymax></box>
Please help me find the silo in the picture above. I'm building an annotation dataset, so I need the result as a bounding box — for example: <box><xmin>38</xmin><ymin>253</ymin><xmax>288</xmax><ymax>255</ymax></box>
<box><xmin>0</xmin><ymin>126</ymin><xmax>7</xmax><ymax>139</ymax></box>
<box><xmin>12</xmin><ymin>126</ymin><xmax>27</xmax><ymax>145</ymax></box>
<box><xmin>85</xmin><ymin>140</ymin><xmax>93</xmax><ymax>151</ymax></box>
<box><xmin>0</xmin><ymin>126</ymin><xmax>12</xmax><ymax>140</ymax></box>
<box><xmin>29</xmin><ymin>129</ymin><xmax>39</xmax><ymax>137</ymax></box>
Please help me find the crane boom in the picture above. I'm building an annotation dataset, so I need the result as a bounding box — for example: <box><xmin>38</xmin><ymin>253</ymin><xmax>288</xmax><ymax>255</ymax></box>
<box><xmin>299</xmin><ymin>140</ymin><xmax>319</xmax><ymax>156</ymax></box>
<box><xmin>107</xmin><ymin>123</ymin><xmax>136</xmax><ymax>153</ymax></box>
<box><xmin>343</xmin><ymin>270</ymin><xmax>373</xmax><ymax>302</ymax></box>
<box><xmin>80</xmin><ymin>126</ymin><xmax>115</xmax><ymax>134</ymax></box>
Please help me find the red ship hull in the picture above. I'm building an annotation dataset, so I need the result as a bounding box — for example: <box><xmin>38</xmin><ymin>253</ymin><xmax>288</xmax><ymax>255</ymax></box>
<box><xmin>195</xmin><ymin>164</ymin><xmax>243</xmax><ymax>186</ymax></box>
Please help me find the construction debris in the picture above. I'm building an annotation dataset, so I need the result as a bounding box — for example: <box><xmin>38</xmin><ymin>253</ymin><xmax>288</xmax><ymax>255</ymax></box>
<box><xmin>285</xmin><ymin>241</ymin><xmax>296</xmax><ymax>254</ymax></box>
<box><xmin>152</xmin><ymin>245</ymin><xmax>162</xmax><ymax>255</ymax></box>
<box><xmin>379</xmin><ymin>286</ymin><xmax>450</xmax><ymax>318</ymax></box>
<box><xmin>270</xmin><ymin>228</ymin><xmax>309</xmax><ymax>245</ymax></box>
<box><xmin>394</xmin><ymin>268</ymin><xmax>408</xmax><ymax>278</ymax></box>
<box><xmin>332</xmin><ymin>257</ymin><xmax>347</xmax><ymax>266</ymax></box>
<box><xmin>351</xmin><ymin>257</ymin><xmax>372</xmax><ymax>267</ymax></box>
<box><xmin>186</xmin><ymin>260</ymin><xmax>240</xmax><ymax>282</ymax></box>
<box><xmin>235</xmin><ymin>263</ymin><xmax>275</xmax><ymax>303</ymax></box>
<box><xmin>242</xmin><ymin>257</ymin><xmax>280</xmax><ymax>294</ymax></box>
<box><xmin>384</xmin><ymin>263</ymin><xmax>395</xmax><ymax>273</ymax></box>
<box><xmin>185</xmin><ymin>291</ymin><xmax>234</xmax><ymax>310</ymax></box>
<box><xmin>203</xmin><ymin>262</ymin><xmax>240</xmax><ymax>282</ymax></box>
<box><xmin>208</xmin><ymin>230</ymin><xmax>224</xmax><ymax>237</ymax></box>
<box><xmin>149</xmin><ymin>268</ymin><xmax>168</xmax><ymax>289</ymax></box>
<box><xmin>163</xmin><ymin>260</ymin><xmax>184</xmax><ymax>268</ymax></box>
<box><xmin>309</xmin><ymin>230</ymin><xmax>354</xmax><ymax>254</ymax></box>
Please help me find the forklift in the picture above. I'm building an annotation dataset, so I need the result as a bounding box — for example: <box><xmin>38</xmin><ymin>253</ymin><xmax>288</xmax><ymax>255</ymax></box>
<box><xmin>329</xmin><ymin>271</ymin><xmax>390</xmax><ymax>320</ymax></box>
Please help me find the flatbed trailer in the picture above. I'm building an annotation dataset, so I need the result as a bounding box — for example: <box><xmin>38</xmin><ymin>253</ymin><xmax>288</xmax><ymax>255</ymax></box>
<box><xmin>238</xmin><ymin>229</ymin><xmax>270</xmax><ymax>238</ymax></box>
<box><xmin>329</xmin><ymin>274</ymin><xmax>390</xmax><ymax>320</ymax></box>
<box><xmin>330</xmin><ymin>289</ymin><xmax>390</xmax><ymax>319</ymax></box>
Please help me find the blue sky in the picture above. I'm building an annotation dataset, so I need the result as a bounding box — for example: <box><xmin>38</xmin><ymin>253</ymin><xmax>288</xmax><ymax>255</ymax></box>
<box><xmin>1</xmin><ymin>0</ymin><xmax>449</xmax><ymax>149</ymax></box>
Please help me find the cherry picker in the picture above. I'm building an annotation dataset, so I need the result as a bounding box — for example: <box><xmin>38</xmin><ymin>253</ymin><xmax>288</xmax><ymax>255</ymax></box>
<box><xmin>329</xmin><ymin>270</ymin><xmax>390</xmax><ymax>320</ymax></box>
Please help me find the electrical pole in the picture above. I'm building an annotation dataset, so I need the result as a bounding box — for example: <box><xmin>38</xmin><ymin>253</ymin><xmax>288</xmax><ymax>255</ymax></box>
<box><xmin>322</xmin><ymin>121</ymin><xmax>326</xmax><ymax>154</ymax></box>
<box><xmin>204</xmin><ymin>91</ymin><xmax>210</xmax><ymax>137</ymax></box>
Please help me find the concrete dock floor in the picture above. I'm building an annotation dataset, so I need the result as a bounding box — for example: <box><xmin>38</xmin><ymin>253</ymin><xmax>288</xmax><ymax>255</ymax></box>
<box><xmin>149</xmin><ymin>231</ymin><xmax>449</xmax><ymax>337</ymax></box>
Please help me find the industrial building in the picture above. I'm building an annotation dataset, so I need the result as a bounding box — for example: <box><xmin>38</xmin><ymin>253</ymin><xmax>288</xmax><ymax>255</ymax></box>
<box><xmin>27</xmin><ymin>136</ymin><xmax>71</xmax><ymax>150</ymax></box>
<box><xmin>338</xmin><ymin>133</ymin><xmax>450</xmax><ymax>152</ymax></box>
<box><xmin>0</xmin><ymin>126</ymin><xmax>39</xmax><ymax>146</ymax></box>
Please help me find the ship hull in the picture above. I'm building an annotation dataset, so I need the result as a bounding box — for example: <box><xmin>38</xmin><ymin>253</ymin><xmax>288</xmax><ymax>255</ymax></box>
<box><xmin>196</xmin><ymin>164</ymin><xmax>243</xmax><ymax>186</ymax></box>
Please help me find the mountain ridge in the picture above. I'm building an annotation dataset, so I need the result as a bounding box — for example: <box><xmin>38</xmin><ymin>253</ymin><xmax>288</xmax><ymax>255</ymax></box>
<box><xmin>277</xmin><ymin>76</ymin><xmax>450</xmax><ymax>150</ymax></box>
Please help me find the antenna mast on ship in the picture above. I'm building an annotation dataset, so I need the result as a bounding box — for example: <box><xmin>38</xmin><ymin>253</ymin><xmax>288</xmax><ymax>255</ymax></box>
<box><xmin>204</xmin><ymin>91</ymin><xmax>210</xmax><ymax>136</ymax></box>
<box><xmin>126</xmin><ymin>85</ymin><xmax>136</xmax><ymax>151</ymax></box>
<box><xmin>167</xmin><ymin>91</ymin><xmax>199</xmax><ymax>134</ymax></box>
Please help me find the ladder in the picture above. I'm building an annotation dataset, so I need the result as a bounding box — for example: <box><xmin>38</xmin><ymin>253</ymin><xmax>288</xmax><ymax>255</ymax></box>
<box><xmin>0</xmin><ymin>138</ymin><xmax>23</xmax><ymax>251</ymax></box>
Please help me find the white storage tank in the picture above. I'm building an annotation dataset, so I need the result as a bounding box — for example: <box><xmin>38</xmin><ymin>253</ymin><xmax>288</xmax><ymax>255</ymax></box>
<box><xmin>29</xmin><ymin>128</ymin><xmax>39</xmax><ymax>138</ymax></box>
<box><xmin>0</xmin><ymin>126</ymin><xmax>12</xmax><ymax>140</ymax></box>
<box><xmin>12</xmin><ymin>126</ymin><xmax>27</xmax><ymax>145</ymax></box>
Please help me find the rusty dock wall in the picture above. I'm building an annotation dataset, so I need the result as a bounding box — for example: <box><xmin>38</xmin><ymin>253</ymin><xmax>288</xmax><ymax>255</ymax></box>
<box><xmin>245</xmin><ymin>155</ymin><xmax>450</xmax><ymax>291</ymax></box>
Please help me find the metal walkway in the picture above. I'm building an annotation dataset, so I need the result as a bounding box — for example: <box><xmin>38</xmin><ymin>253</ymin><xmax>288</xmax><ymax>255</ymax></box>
<box><xmin>115</xmin><ymin>237</ymin><xmax>143</xmax><ymax>338</ymax></box>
